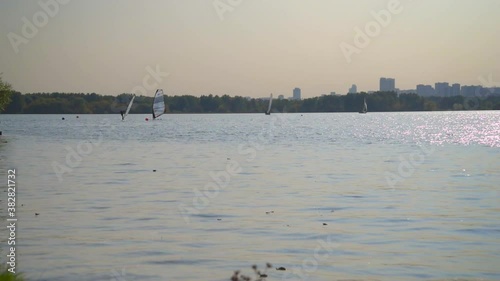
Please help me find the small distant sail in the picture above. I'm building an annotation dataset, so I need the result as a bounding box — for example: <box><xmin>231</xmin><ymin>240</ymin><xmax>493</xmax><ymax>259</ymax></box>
<box><xmin>359</xmin><ymin>97</ymin><xmax>367</xmax><ymax>114</ymax></box>
<box><xmin>123</xmin><ymin>95</ymin><xmax>135</xmax><ymax>120</ymax></box>
<box><xmin>152</xmin><ymin>89</ymin><xmax>165</xmax><ymax>119</ymax></box>
<box><xmin>265</xmin><ymin>93</ymin><xmax>273</xmax><ymax>115</ymax></box>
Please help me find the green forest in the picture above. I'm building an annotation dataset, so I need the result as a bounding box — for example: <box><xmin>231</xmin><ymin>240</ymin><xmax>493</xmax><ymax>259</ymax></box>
<box><xmin>2</xmin><ymin>91</ymin><xmax>500</xmax><ymax>114</ymax></box>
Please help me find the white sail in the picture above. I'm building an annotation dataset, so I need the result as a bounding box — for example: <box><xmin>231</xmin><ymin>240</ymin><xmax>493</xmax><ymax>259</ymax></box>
<box><xmin>152</xmin><ymin>89</ymin><xmax>165</xmax><ymax>119</ymax></box>
<box><xmin>123</xmin><ymin>95</ymin><xmax>135</xmax><ymax>120</ymax></box>
<box><xmin>266</xmin><ymin>93</ymin><xmax>273</xmax><ymax>114</ymax></box>
<box><xmin>359</xmin><ymin>97</ymin><xmax>367</xmax><ymax>114</ymax></box>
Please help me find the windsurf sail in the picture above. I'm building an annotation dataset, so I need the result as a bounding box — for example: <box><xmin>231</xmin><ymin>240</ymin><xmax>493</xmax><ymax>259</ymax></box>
<box><xmin>123</xmin><ymin>95</ymin><xmax>135</xmax><ymax>120</ymax></box>
<box><xmin>265</xmin><ymin>93</ymin><xmax>273</xmax><ymax>115</ymax></box>
<box><xmin>152</xmin><ymin>89</ymin><xmax>165</xmax><ymax>119</ymax></box>
<box><xmin>359</xmin><ymin>97</ymin><xmax>367</xmax><ymax>114</ymax></box>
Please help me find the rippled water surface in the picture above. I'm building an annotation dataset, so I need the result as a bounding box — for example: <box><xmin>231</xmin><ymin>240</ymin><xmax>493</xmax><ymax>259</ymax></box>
<box><xmin>0</xmin><ymin>112</ymin><xmax>499</xmax><ymax>281</ymax></box>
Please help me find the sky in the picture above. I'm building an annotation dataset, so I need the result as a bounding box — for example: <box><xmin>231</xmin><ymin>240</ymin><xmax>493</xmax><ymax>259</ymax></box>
<box><xmin>0</xmin><ymin>0</ymin><xmax>499</xmax><ymax>98</ymax></box>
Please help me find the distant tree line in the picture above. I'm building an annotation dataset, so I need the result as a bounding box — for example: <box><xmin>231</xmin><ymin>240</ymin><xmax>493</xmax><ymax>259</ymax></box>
<box><xmin>2</xmin><ymin>91</ymin><xmax>500</xmax><ymax>114</ymax></box>
<box><xmin>0</xmin><ymin>75</ymin><xmax>13</xmax><ymax>112</ymax></box>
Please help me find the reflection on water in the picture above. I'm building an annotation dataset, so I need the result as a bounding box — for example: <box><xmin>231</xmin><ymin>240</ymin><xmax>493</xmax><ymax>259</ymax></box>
<box><xmin>0</xmin><ymin>112</ymin><xmax>499</xmax><ymax>281</ymax></box>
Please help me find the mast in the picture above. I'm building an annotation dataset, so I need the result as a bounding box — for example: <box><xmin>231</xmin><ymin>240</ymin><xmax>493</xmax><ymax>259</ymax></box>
<box><xmin>152</xmin><ymin>90</ymin><xmax>157</xmax><ymax>119</ymax></box>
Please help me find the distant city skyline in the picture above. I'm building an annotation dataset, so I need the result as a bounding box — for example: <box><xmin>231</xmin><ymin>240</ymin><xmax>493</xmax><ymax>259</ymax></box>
<box><xmin>0</xmin><ymin>1</ymin><xmax>499</xmax><ymax>98</ymax></box>
<box><xmin>278</xmin><ymin>76</ymin><xmax>500</xmax><ymax>99</ymax></box>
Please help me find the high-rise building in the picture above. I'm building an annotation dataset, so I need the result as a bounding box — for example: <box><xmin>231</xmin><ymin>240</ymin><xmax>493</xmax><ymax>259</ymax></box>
<box><xmin>461</xmin><ymin>85</ymin><xmax>483</xmax><ymax>97</ymax></box>
<box><xmin>416</xmin><ymin>84</ymin><xmax>434</xmax><ymax>96</ymax></box>
<box><xmin>435</xmin><ymin>82</ymin><xmax>450</xmax><ymax>96</ymax></box>
<box><xmin>348</xmin><ymin>84</ymin><xmax>357</xmax><ymax>94</ymax></box>
<box><xmin>380</xmin><ymin>78</ymin><xmax>395</xmax><ymax>92</ymax></box>
<box><xmin>349</xmin><ymin>84</ymin><xmax>358</xmax><ymax>94</ymax></box>
<box><xmin>451</xmin><ymin>83</ymin><xmax>461</xmax><ymax>96</ymax></box>
<box><xmin>293</xmin><ymin>88</ymin><xmax>301</xmax><ymax>100</ymax></box>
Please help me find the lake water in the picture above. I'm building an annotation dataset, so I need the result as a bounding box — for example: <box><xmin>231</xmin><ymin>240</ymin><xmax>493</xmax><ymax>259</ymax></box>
<box><xmin>0</xmin><ymin>112</ymin><xmax>499</xmax><ymax>281</ymax></box>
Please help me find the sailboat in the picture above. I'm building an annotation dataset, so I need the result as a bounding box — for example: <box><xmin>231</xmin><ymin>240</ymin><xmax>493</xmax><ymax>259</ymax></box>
<box><xmin>265</xmin><ymin>93</ymin><xmax>273</xmax><ymax>115</ymax></box>
<box><xmin>152</xmin><ymin>89</ymin><xmax>165</xmax><ymax>120</ymax></box>
<box><xmin>122</xmin><ymin>94</ymin><xmax>135</xmax><ymax>121</ymax></box>
<box><xmin>359</xmin><ymin>97</ymin><xmax>367</xmax><ymax>114</ymax></box>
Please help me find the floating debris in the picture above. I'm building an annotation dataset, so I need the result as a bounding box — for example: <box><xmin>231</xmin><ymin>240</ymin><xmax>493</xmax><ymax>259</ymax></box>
<box><xmin>153</xmin><ymin>170</ymin><xmax>156</xmax><ymax>172</ymax></box>
<box><xmin>323</xmin><ymin>223</ymin><xmax>327</xmax><ymax>226</ymax></box>
<box><xmin>35</xmin><ymin>213</ymin><xmax>39</xmax><ymax>216</ymax></box>
<box><xmin>217</xmin><ymin>218</ymin><xmax>222</xmax><ymax>221</ymax></box>
<box><xmin>276</xmin><ymin>267</ymin><xmax>286</xmax><ymax>271</ymax></box>
<box><xmin>265</xmin><ymin>211</ymin><xmax>274</xmax><ymax>214</ymax></box>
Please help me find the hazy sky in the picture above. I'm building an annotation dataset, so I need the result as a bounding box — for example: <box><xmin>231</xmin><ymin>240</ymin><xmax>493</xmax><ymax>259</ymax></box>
<box><xmin>1</xmin><ymin>0</ymin><xmax>499</xmax><ymax>98</ymax></box>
